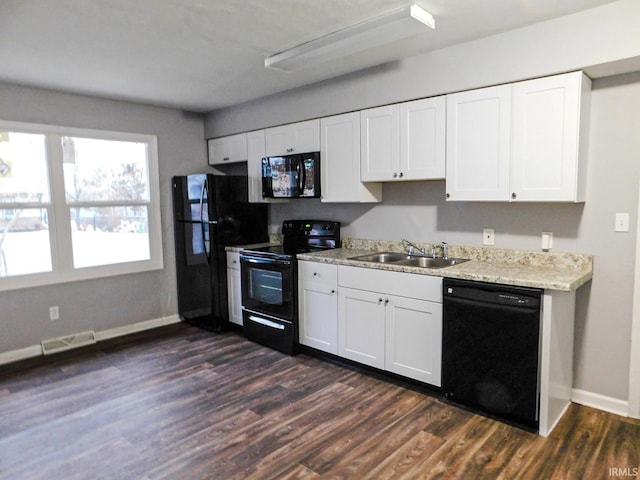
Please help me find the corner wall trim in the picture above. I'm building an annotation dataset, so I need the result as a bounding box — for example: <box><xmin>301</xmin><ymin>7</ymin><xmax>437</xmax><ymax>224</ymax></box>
<box><xmin>0</xmin><ymin>315</ymin><xmax>182</xmax><ymax>366</ymax></box>
<box><xmin>572</xmin><ymin>388</ymin><xmax>629</xmax><ymax>417</ymax></box>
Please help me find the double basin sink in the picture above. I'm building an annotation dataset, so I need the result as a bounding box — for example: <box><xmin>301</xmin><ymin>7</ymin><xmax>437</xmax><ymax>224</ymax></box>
<box><xmin>348</xmin><ymin>252</ymin><xmax>469</xmax><ymax>269</ymax></box>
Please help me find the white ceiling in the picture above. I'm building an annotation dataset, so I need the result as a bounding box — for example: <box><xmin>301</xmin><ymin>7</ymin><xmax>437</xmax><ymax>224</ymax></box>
<box><xmin>0</xmin><ymin>0</ymin><xmax>619</xmax><ymax>113</ymax></box>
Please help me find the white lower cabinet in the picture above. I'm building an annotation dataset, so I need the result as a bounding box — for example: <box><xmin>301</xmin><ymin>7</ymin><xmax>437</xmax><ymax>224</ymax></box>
<box><xmin>338</xmin><ymin>287</ymin><xmax>386</xmax><ymax>369</ymax></box>
<box><xmin>337</xmin><ymin>265</ymin><xmax>443</xmax><ymax>386</ymax></box>
<box><xmin>298</xmin><ymin>261</ymin><xmax>338</xmax><ymax>354</ymax></box>
<box><xmin>385</xmin><ymin>296</ymin><xmax>442</xmax><ymax>386</ymax></box>
<box><xmin>226</xmin><ymin>252</ymin><xmax>242</xmax><ymax>326</ymax></box>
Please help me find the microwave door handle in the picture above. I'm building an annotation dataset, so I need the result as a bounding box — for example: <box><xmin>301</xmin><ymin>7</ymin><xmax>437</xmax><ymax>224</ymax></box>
<box><xmin>299</xmin><ymin>158</ymin><xmax>306</xmax><ymax>196</ymax></box>
<box><xmin>295</xmin><ymin>160</ymin><xmax>303</xmax><ymax>197</ymax></box>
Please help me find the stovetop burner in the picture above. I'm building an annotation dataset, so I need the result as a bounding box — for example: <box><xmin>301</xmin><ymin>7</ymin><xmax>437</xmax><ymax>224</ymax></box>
<box><xmin>240</xmin><ymin>220</ymin><xmax>341</xmax><ymax>260</ymax></box>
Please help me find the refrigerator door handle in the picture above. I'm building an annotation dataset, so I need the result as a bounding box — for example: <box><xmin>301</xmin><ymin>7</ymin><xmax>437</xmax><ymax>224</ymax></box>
<box><xmin>201</xmin><ymin>178</ymin><xmax>211</xmax><ymax>262</ymax></box>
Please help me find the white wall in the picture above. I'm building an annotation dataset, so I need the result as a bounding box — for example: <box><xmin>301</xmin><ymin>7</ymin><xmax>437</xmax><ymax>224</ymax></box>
<box><xmin>204</xmin><ymin>0</ymin><xmax>640</xmax><ymax>405</ymax></box>
<box><xmin>0</xmin><ymin>83</ymin><xmax>206</xmax><ymax>353</ymax></box>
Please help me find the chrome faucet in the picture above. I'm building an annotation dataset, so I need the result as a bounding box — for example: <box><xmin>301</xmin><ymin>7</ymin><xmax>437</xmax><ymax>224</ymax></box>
<box><xmin>401</xmin><ymin>238</ymin><xmax>425</xmax><ymax>256</ymax></box>
<box><xmin>431</xmin><ymin>241</ymin><xmax>449</xmax><ymax>259</ymax></box>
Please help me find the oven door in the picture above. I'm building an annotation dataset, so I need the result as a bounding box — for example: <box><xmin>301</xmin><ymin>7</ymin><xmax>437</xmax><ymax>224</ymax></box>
<box><xmin>240</xmin><ymin>254</ymin><xmax>295</xmax><ymax>321</ymax></box>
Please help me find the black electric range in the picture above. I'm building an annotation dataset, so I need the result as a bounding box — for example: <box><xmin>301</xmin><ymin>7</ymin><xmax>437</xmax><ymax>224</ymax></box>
<box><xmin>239</xmin><ymin>220</ymin><xmax>340</xmax><ymax>354</ymax></box>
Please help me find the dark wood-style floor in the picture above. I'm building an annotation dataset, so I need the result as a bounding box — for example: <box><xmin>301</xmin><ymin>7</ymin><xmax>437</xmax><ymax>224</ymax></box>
<box><xmin>1</xmin><ymin>323</ymin><xmax>638</xmax><ymax>480</ymax></box>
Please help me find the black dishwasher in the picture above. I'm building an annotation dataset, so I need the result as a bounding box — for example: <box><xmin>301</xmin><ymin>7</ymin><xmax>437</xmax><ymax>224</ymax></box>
<box><xmin>442</xmin><ymin>278</ymin><xmax>542</xmax><ymax>431</ymax></box>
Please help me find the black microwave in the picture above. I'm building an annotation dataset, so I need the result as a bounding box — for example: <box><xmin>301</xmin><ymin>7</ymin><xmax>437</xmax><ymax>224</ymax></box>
<box><xmin>261</xmin><ymin>152</ymin><xmax>321</xmax><ymax>198</ymax></box>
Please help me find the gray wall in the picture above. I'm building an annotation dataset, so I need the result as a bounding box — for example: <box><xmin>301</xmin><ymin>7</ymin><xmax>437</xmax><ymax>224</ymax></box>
<box><xmin>0</xmin><ymin>82</ymin><xmax>206</xmax><ymax>352</ymax></box>
<box><xmin>204</xmin><ymin>0</ymin><xmax>640</xmax><ymax>403</ymax></box>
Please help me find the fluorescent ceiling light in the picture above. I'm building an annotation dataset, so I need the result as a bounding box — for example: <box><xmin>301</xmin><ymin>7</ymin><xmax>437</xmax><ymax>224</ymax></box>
<box><xmin>265</xmin><ymin>3</ymin><xmax>435</xmax><ymax>72</ymax></box>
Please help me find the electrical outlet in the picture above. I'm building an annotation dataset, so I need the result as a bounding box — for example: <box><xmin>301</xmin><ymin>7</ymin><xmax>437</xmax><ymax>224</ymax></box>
<box><xmin>542</xmin><ymin>232</ymin><xmax>553</xmax><ymax>251</ymax></box>
<box><xmin>49</xmin><ymin>306</ymin><xmax>59</xmax><ymax>321</ymax></box>
<box><xmin>483</xmin><ymin>228</ymin><xmax>495</xmax><ymax>246</ymax></box>
<box><xmin>615</xmin><ymin>212</ymin><xmax>629</xmax><ymax>232</ymax></box>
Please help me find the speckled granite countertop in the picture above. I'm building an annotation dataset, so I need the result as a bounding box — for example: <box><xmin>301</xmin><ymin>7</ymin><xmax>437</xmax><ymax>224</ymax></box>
<box><xmin>297</xmin><ymin>239</ymin><xmax>593</xmax><ymax>292</ymax></box>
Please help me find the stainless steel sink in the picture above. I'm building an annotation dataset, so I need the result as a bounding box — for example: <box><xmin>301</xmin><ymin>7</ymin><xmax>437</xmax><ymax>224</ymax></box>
<box><xmin>348</xmin><ymin>252</ymin><xmax>411</xmax><ymax>263</ymax></box>
<box><xmin>348</xmin><ymin>252</ymin><xmax>469</xmax><ymax>269</ymax></box>
<box><xmin>395</xmin><ymin>257</ymin><xmax>470</xmax><ymax>268</ymax></box>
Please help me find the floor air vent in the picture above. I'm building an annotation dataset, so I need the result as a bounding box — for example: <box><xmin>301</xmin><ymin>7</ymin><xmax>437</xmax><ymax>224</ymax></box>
<box><xmin>41</xmin><ymin>330</ymin><xmax>97</xmax><ymax>355</ymax></box>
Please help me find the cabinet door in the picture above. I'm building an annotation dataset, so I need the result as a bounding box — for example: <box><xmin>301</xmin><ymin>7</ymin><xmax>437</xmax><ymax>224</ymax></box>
<box><xmin>321</xmin><ymin>112</ymin><xmax>382</xmax><ymax>203</ymax></box>
<box><xmin>338</xmin><ymin>287</ymin><xmax>386</xmax><ymax>369</ymax></box>
<box><xmin>247</xmin><ymin>129</ymin><xmax>266</xmax><ymax>203</ymax></box>
<box><xmin>265</xmin><ymin>125</ymin><xmax>291</xmax><ymax>156</ymax></box>
<box><xmin>208</xmin><ymin>133</ymin><xmax>248</xmax><ymax>165</ymax></box>
<box><xmin>265</xmin><ymin>119</ymin><xmax>320</xmax><ymax>156</ymax></box>
<box><xmin>298</xmin><ymin>282</ymin><xmax>338</xmax><ymax>353</ymax></box>
<box><xmin>298</xmin><ymin>261</ymin><xmax>338</xmax><ymax>353</ymax></box>
<box><xmin>226</xmin><ymin>267</ymin><xmax>243</xmax><ymax>326</ymax></box>
<box><xmin>400</xmin><ymin>96</ymin><xmax>446</xmax><ymax>180</ymax></box>
<box><xmin>446</xmin><ymin>85</ymin><xmax>511</xmax><ymax>201</ymax></box>
<box><xmin>361</xmin><ymin>105</ymin><xmax>400</xmax><ymax>181</ymax></box>
<box><xmin>511</xmin><ymin>72</ymin><xmax>590</xmax><ymax>202</ymax></box>
<box><xmin>293</xmin><ymin>119</ymin><xmax>320</xmax><ymax>153</ymax></box>
<box><xmin>385</xmin><ymin>296</ymin><xmax>442</xmax><ymax>386</ymax></box>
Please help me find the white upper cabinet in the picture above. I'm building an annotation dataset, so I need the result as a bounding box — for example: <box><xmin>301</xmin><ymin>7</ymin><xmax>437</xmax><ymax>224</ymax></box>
<box><xmin>400</xmin><ymin>96</ymin><xmax>446</xmax><ymax>180</ymax></box>
<box><xmin>361</xmin><ymin>105</ymin><xmax>400</xmax><ymax>181</ymax></box>
<box><xmin>208</xmin><ymin>133</ymin><xmax>248</xmax><ymax>165</ymax></box>
<box><xmin>511</xmin><ymin>72</ymin><xmax>591</xmax><ymax>202</ymax></box>
<box><xmin>247</xmin><ymin>129</ymin><xmax>266</xmax><ymax>203</ymax></box>
<box><xmin>446</xmin><ymin>71</ymin><xmax>591</xmax><ymax>202</ymax></box>
<box><xmin>446</xmin><ymin>85</ymin><xmax>512</xmax><ymax>201</ymax></box>
<box><xmin>320</xmin><ymin>112</ymin><xmax>382</xmax><ymax>203</ymax></box>
<box><xmin>265</xmin><ymin>119</ymin><xmax>320</xmax><ymax>156</ymax></box>
<box><xmin>361</xmin><ymin>97</ymin><xmax>446</xmax><ymax>182</ymax></box>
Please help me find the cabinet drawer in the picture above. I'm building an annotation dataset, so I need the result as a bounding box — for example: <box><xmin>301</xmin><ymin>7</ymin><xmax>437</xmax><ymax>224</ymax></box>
<box><xmin>226</xmin><ymin>251</ymin><xmax>240</xmax><ymax>270</ymax></box>
<box><xmin>298</xmin><ymin>261</ymin><xmax>337</xmax><ymax>286</ymax></box>
<box><xmin>338</xmin><ymin>265</ymin><xmax>441</xmax><ymax>303</ymax></box>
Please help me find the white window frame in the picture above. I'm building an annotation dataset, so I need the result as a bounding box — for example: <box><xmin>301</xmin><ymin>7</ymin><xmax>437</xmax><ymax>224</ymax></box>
<box><xmin>0</xmin><ymin>119</ymin><xmax>163</xmax><ymax>292</ymax></box>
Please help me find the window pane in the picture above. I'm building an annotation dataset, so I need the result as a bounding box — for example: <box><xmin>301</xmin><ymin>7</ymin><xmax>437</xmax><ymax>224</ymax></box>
<box><xmin>62</xmin><ymin>137</ymin><xmax>149</xmax><ymax>203</ymax></box>
<box><xmin>0</xmin><ymin>131</ymin><xmax>50</xmax><ymax>204</ymax></box>
<box><xmin>0</xmin><ymin>208</ymin><xmax>52</xmax><ymax>277</ymax></box>
<box><xmin>71</xmin><ymin>206</ymin><xmax>150</xmax><ymax>268</ymax></box>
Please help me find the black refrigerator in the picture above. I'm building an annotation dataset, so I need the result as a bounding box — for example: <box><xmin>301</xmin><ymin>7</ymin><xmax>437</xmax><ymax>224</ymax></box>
<box><xmin>172</xmin><ymin>174</ymin><xmax>268</xmax><ymax>332</ymax></box>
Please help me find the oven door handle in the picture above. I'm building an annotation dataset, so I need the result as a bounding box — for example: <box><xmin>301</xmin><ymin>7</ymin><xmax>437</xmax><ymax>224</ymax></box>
<box><xmin>248</xmin><ymin>315</ymin><xmax>287</xmax><ymax>330</ymax></box>
<box><xmin>240</xmin><ymin>256</ymin><xmax>291</xmax><ymax>267</ymax></box>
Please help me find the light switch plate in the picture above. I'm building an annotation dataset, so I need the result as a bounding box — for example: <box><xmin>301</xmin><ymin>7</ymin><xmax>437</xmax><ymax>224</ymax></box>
<box><xmin>615</xmin><ymin>212</ymin><xmax>630</xmax><ymax>232</ymax></box>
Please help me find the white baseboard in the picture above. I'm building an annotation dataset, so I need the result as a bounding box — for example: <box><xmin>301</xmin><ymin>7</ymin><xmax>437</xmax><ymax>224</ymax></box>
<box><xmin>0</xmin><ymin>345</ymin><xmax>43</xmax><ymax>366</ymax></box>
<box><xmin>0</xmin><ymin>314</ymin><xmax>182</xmax><ymax>367</ymax></box>
<box><xmin>572</xmin><ymin>388</ymin><xmax>629</xmax><ymax>417</ymax></box>
<box><xmin>94</xmin><ymin>314</ymin><xmax>181</xmax><ymax>342</ymax></box>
